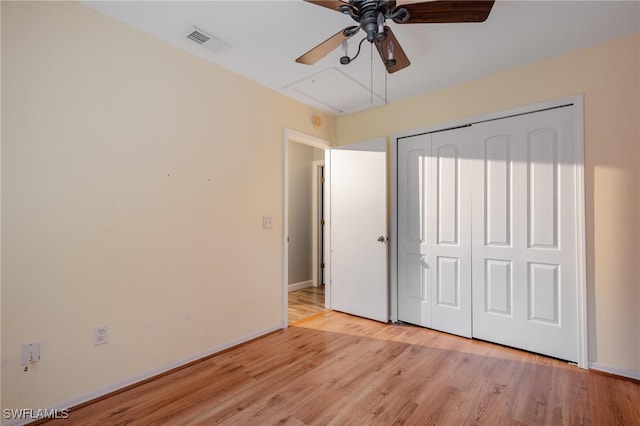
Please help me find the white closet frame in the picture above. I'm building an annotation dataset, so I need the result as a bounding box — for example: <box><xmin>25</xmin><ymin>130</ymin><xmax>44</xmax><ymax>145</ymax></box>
<box><xmin>389</xmin><ymin>95</ymin><xmax>587</xmax><ymax>369</ymax></box>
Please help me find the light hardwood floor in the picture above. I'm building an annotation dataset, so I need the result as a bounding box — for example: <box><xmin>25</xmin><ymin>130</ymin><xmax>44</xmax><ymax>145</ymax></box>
<box><xmin>46</xmin><ymin>311</ymin><xmax>639</xmax><ymax>425</ymax></box>
<box><xmin>288</xmin><ymin>286</ymin><xmax>325</xmax><ymax>324</ymax></box>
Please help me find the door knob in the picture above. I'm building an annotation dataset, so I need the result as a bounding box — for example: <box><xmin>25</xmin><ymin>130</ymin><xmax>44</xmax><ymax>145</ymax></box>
<box><xmin>377</xmin><ymin>235</ymin><xmax>386</xmax><ymax>242</ymax></box>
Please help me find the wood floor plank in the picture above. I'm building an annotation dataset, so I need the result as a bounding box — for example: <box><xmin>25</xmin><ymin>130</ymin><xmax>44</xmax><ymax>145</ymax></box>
<box><xmin>46</xmin><ymin>311</ymin><xmax>640</xmax><ymax>425</ymax></box>
<box><xmin>288</xmin><ymin>287</ymin><xmax>325</xmax><ymax>324</ymax></box>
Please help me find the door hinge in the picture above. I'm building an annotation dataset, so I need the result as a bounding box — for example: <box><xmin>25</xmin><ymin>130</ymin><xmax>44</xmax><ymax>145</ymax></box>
<box><xmin>321</xmin><ymin>176</ymin><xmax>325</xmax><ymax>183</ymax></box>
<box><xmin>321</xmin><ymin>263</ymin><xmax>325</xmax><ymax>269</ymax></box>
<box><xmin>321</xmin><ymin>219</ymin><xmax>325</xmax><ymax>226</ymax></box>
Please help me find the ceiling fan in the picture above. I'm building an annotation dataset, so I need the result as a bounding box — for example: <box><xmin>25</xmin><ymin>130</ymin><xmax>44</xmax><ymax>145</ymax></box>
<box><xmin>296</xmin><ymin>0</ymin><xmax>495</xmax><ymax>73</ymax></box>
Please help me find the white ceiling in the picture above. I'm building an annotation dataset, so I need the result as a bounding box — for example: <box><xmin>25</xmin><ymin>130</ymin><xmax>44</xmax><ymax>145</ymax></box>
<box><xmin>81</xmin><ymin>1</ymin><xmax>639</xmax><ymax>115</ymax></box>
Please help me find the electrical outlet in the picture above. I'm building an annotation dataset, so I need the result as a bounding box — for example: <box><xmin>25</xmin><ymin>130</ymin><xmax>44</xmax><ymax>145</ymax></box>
<box><xmin>262</xmin><ymin>216</ymin><xmax>273</xmax><ymax>229</ymax></box>
<box><xmin>93</xmin><ymin>325</ymin><xmax>109</xmax><ymax>346</ymax></box>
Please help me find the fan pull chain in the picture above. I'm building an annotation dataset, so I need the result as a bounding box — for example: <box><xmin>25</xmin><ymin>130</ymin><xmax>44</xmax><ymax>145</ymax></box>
<box><xmin>370</xmin><ymin>42</ymin><xmax>374</xmax><ymax>105</ymax></box>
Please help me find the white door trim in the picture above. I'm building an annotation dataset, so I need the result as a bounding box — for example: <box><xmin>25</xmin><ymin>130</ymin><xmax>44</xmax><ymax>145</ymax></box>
<box><xmin>283</xmin><ymin>129</ymin><xmax>331</xmax><ymax>328</ymax></box>
<box><xmin>312</xmin><ymin>160</ymin><xmax>325</xmax><ymax>288</ymax></box>
<box><xmin>391</xmin><ymin>95</ymin><xmax>587</xmax><ymax>368</ymax></box>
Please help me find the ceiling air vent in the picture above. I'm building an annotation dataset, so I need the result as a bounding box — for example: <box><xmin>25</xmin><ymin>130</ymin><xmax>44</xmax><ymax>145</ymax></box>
<box><xmin>187</xmin><ymin>29</ymin><xmax>210</xmax><ymax>44</ymax></box>
<box><xmin>186</xmin><ymin>26</ymin><xmax>231</xmax><ymax>54</ymax></box>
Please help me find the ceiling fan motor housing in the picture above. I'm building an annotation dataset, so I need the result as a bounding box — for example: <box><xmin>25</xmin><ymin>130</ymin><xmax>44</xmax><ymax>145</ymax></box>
<box><xmin>350</xmin><ymin>0</ymin><xmax>397</xmax><ymax>42</ymax></box>
<box><xmin>361</xmin><ymin>4</ymin><xmax>382</xmax><ymax>42</ymax></box>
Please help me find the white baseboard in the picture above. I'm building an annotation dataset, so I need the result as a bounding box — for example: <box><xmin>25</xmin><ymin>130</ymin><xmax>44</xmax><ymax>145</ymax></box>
<box><xmin>589</xmin><ymin>362</ymin><xmax>640</xmax><ymax>380</ymax></box>
<box><xmin>288</xmin><ymin>280</ymin><xmax>313</xmax><ymax>292</ymax></box>
<box><xmin>1</xmin><ymin>323</ymin><xmax>283</xmax><ymax>426</ymax></box>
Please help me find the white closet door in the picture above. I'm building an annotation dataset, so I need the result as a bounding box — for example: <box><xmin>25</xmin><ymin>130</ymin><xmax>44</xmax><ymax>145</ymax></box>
<box><xmin>471</xmin><ymin>106</ymin><xmax>578</xmax><ymax>362</ymax></box>
<box><xmin>430</xmin><ymin>129</ymin><xmax>473</xmax><ymax>337</ymax></box>
<box><xmin>397</xmin><ymin>134</ymin><xmax>431</xmax><ymax>327</ymax></box>
<box><xmin>397</xmin><ymin>128</ymin><xmax>472</xmax><ymax>337</ymax></box>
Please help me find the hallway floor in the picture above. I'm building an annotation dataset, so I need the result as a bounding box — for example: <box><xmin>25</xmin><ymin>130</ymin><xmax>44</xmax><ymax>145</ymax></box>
<box><xmin>288</xmin><ymin>286</ymin><xmax>325</xmax><ymax>324</ymax></box>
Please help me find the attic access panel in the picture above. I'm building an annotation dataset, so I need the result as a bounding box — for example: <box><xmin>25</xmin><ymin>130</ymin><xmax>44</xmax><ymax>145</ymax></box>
<box><xmin>284</xmin><ymin>68</ymin><xmax>384</xmax><ymax>114</ymax></box>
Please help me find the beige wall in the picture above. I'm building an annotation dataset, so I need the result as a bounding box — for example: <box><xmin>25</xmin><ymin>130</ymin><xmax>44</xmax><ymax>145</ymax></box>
<box><xmin>1</xmin><ymin>1</ymin><xmax>335</xmax><ymax>410</ymax></box>
<box><xmin>338</xmin><ymin>33</ymin><xmax>640</xmax><ymax>374</ymax></box>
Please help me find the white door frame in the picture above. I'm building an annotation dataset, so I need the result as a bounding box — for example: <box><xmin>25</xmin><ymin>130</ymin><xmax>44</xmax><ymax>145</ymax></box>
<box><xmin>283</xmin><ymin>129</ymin><xmax>331</xmax><ymax>328</ymax></box>
<box><xmin>312</xmin><ymin>160</ymin><xmax>325</xmax><ymax>288</ymax></box>
<box><xmin>391</xmin><ymin>95</ymin><xmax>587</xmax><ymax>368</ymax></box>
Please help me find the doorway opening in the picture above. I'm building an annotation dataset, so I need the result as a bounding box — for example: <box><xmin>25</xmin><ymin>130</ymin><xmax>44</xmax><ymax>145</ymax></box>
<box><xmin>283</xmin><ymin>129</ymin><xmax>330</xmax><ymax>326</ymax></box>
<box><xmin>288</xmin><ymin>159</ymin><xmax>326</xmax><ymax>324</ymax></box>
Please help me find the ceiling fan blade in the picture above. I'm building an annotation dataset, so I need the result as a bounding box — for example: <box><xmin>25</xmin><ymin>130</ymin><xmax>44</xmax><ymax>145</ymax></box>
<box><xmin>375</xmin><ymin>26</ymin><xmax>410</xmax><ymax>74</ymax></box>
<box><xmin>394</xmin><ymin>0</ymin><xmax>495</xmax><ymax>23</ymax></box>
<box><xmin>304</xmin><ymin>0</ymin><xmax>350</xmax><ymax>13</ymax></box>
<box><xmin>296</xmin><ymin>26</ymin><xmax>358</xmax><ymax>65</ymax></box>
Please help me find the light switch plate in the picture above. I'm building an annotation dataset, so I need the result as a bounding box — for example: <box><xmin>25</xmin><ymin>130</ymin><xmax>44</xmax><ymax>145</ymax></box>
<box><xmin>21</xmin><ymin>341</ymin><xmax>41</xmax><ymax>365</ymax></box>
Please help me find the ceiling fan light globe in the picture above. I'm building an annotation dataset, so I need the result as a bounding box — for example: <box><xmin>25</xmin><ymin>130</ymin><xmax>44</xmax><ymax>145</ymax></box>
<box><xmin>377</xmin><ymin>11</ymin><xmax>385</xmax><ymax>33</ymax></box>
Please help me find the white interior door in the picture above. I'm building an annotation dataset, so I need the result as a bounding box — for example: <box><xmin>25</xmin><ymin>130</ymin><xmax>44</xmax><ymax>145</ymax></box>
<box><xmin>397</xmin><ymin>128</ymin><xmax>472</xmax><ymax>337</ymax></box>
<box><xmin>471</xmin><ymin>106</ymin><xmax>578</xmax><ymax>362</ymax></box>
<box><xmin>330</xmin><ymin>139</ymin><xmax>388</xmax><ymax>322</ymax></box>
